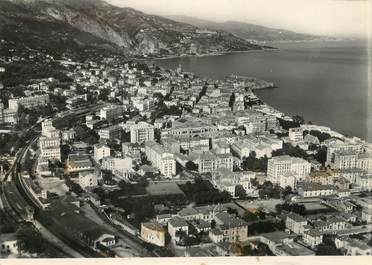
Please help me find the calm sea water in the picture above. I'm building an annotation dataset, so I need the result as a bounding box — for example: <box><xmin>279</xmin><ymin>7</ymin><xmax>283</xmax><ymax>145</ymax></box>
<box><xmin>152</xmin><ymin>41</ymin><xmax>370</xmax><ymax>141</ymax></box>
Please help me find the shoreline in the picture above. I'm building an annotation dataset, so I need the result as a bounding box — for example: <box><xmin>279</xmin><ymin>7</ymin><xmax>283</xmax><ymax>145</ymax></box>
<box><xmin>147</xmin><ymin>40</ymin><xmax>369</xmax><ymax>142</ymax></box>
<box><xmin>137</xmin><ymin>47</ymin><xmax>278</xmax><ymax>61</ymax></box>
<box><xmin>136</xmin><ymin>38</ymin><xmax>362</xmax><ymax>62</ymax></box>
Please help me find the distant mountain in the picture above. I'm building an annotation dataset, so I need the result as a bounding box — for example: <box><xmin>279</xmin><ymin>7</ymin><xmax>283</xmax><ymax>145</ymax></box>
<box><xmin>0</xmin><ymin>0</ymin><xmax>265</xmax><ymax>58</ymax></box>
<box><xmin>167</xmin><ymin>15</ymin><xmax>322</xmax><ymax>42</ymax></box>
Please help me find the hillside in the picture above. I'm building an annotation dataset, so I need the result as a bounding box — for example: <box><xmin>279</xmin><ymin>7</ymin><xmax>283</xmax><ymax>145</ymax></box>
<box><xmin>167</xmin><ymin>15</ymin><xmax>321</xmax><ymax>42</ymax></box>
<box><xmin>0</xmin><ymin>0</ymin><xmax>265</xmax><ymax>58</ymax></box>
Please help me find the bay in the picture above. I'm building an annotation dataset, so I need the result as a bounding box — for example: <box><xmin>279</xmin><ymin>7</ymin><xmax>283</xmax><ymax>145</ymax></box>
<box><xmin>151</xmin><ymin>41</ymin><xmax>370</xmax><ymax>141</ymax></box>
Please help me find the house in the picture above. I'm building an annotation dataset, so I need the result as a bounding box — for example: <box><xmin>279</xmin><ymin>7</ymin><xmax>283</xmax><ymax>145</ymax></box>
<box><xmin>211</xmin><ymin>168</ymin><xmax>256</xmax><ymax>197</ymax></box>
<box><xmin>177</xmin><ymin>208</ymin><xmax>202</xmax><ymax>221</ymax></box>
<box><xmin>302</xmin><ymin>229</ymin><xmax>323</xmax><ymax>248</ymax></box>
<box><xmin>156</xmin><ymin>213</ymin><xmax>173</xmax><ymax>225</ymax></box>
<box><xmin>214</xmin><ymin>212</ymin><xmax>248</xmax><ymax>242</ymax></box>
<box><xmin>66</xmin><ymin>154</ymin><xmax>94</xmax><ymax>173</ymax></box>
<box><xmin>140</xmin><ymin>222</ymin><xmax>166</xmax><ymax>247</ymax></box>
<box><xmin>167</xmin><ymin>217</ymin><xmax>189</xmax><ymax>240</ymax></box>
<box><xmin>260</xmin><ymin>231</ymin><xmax>297</xmax><ymax>254</ymax></box>
<box><xmin>0</xmin><ymin>233</ymin><xmax>18</xmax><ymax>255</ymax></box>
<box><xmin>297</xmin><ymin>182</ymin><xmax>335</xmax><ymax>198</ymax></box>
<box><xmin>190</xmin><ymin>219</ymin><xmax>211</xmax><ymax>233</ymax></box>
<box><xmin>335</xmin><ymin>237</ymin><xmax>371</xmax><ymax>256</ymax></box>
<box><xmin>84</xmin><ymin>231</ymin><xmax>116</xmax><ymax>250</ymax></box>
<box><xmin>361</xmin><ymin>209</ymin><xmax>372</xmax><ymax>223</ymax></box>
<box><xmin>209</xmin><ymin>228</ymin><xmax>224</xmax><ymax>243</ymax></box>
<box><xmin>285</xmin><ymin>212</ymin><xmax>307</xmax><ymax>234</ymax></box>
<box><xmin>79</xmin><ymin>171</ymin><xmax>98</xmax><ymax>190</ymax></box>
<box><xmin>312</xmin><ymin>216</ymin><xmax>350</xmax><ymax>233</ymax></box>
<box><xmin>101</xmin><ymin>157</ymin><xmax>135</xmax><ymax>180</ymax></box>
<box><xmin>94</xmin><ymin>144</ymin><xmax>111</xmax><ymax>162</ymax></box>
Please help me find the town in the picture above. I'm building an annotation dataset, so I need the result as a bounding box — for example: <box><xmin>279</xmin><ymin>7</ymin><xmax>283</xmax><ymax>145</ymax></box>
<box><xmin>0</xmin><ymin>37</ymin><xmax>371</xmax><ymax>258</ymax></box>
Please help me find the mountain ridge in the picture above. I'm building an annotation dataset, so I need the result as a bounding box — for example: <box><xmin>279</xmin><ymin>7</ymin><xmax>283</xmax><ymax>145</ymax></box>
<box><xmin>0</xmin><ymin>0</ymin><xmax>265</xmax><ymax>58</ymax></box>
<box><xmin>167</xmin><ymin>15</ymin><xmax>323</xmax><ymax>42</ymax></box>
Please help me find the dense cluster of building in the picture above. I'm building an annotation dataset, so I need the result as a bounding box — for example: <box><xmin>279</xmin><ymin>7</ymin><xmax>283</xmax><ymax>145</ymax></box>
<box><xmin>0</xmin><ymin>48</ymin><xmax>371</xmax><ymax>258</ymax></box>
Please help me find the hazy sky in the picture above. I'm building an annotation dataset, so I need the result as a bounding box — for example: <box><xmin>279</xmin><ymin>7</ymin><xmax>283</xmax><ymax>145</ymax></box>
<box><xmin>107</xmin><ymin>0</ymin><xmax>370</xmax><ymax>38</ymax></box>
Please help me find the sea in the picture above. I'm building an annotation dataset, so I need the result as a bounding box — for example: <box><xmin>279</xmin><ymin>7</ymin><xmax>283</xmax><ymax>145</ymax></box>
<box><xmin>151</xmin><ymin>41</ymin><xmax>370</xmax><ymax>142</ymax></box>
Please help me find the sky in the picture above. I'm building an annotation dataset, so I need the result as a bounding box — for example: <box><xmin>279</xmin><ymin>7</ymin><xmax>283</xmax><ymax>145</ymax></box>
<box><xmin>107</xmin><ymin>0</ymin><xmax>370</xmax><ymax>38</ymax></box>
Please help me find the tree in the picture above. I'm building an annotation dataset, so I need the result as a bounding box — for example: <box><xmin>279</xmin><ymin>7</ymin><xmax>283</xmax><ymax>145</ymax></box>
<box><xmin>281</xmin><ymin>186</ymin><xmax>293</xmax><ymax>199</ymax></box>
<box><xmin>229</xmin><ymin>92</ymin><xmax>236</xmax><ymax>108</ymax></box>
<box><xmin>315</xmin><ymin>236</ymin><xmax>342</xmax><ymax>256</ymax></box>
<box><xmin>185</xmin><ymin>161</ymin><xmax>198</xmax><ymax>171</ymax></box>
<box><xmin>235</xmin><ymin>185</ymin><xmax>247</xmax><ymax>199</ymax></box>
<box><xmin>16</xmin><ymin>224</ymin><xmax>46</xmax><ymax>254</ymax></box>
<box><xmin>258</xmin><ymin>181</ymin><xmax>281</xmax><ymax>199</ymax></box>
<box><xmin>197</xmin><ymin>85</ymin><xmax>207</xmax><ymax>102</ymax></box>
<box><xmin>242</xmin><ymin>152</ymin><xmax>268</xmax><ymax>172</ymax></box>
<box><xmin>315</xmin><ymin>146</ymin><xmax>327</xmax><ymax>166</ymax></box>
<box><xmin>243</xmin><ymin>211</ymin><xmax>258</xmax><ymax>222</ymax></box>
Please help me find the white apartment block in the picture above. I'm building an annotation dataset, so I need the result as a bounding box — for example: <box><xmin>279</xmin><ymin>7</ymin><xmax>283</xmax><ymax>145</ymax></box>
<box><xmin>288</xmin><ymin>128</ymin><xmax>303</xmax><ymax>142</ymax></box>
<box><xmin>211</xmin><ymin>168</ymin><xmax>256</xmax><ymax>197</ymax></box>
<box><xmin>267</xmin><ymin>155</ymin><xmax>311</xmax><ymax>184</ymax></box>
<box><xmin>79</xmin><ymin>171</ymin><xmax>98</xmax><ymax>190</ymax></box>
<box><xmin>285</xmin><ymin>213</ymin><xmax>307</xmax><ymax>234</ymax></box>
<box><xmin>129</xmin><ymin>122</ymin><xmax>155</xmax><ymax>144</ymax></box>
<box><xmin>191</xmin><ymin>151</ymin><xmax>234</xmax><ymax>174</ymax></box>
<box><xmin>355</xmin><ymin>174</ymin><xmax>372</xmax><ymax>191</ymax></box>
<box><xmin>231</xmin><ymin>135</ymin><xmax>283</xmax><ymax>159</ymax></box>
<box><xmin>8</xmin><ymin>94</ymin><xmax>50</xmax><ymax>111</ymax></box>
<box><xmin>145</xmin><ymin>141</ymin><xmax>176</xmax><ymax>178</ymax></box>
<box><xmin>1</xmin><ymin>108</ymin><xmax>18</xmax><ymax>124</ymax></box>
<box><xmin>41</xmin><ymin>119</ymin><xmax>54</xmax><ymax>135</ymax></box>
<box><xmin>0</xmin><ymin>103</ymin><xmax>18</xmax><ymax>124</ymax></box>
<box><xmin>93</xmin><ymin>144</ymin><xmax>111</xmax><ymax>162</ymax></box>
<box><xmin>297</xmin><ymin>183</ymin><xmax>335</xmax><ymax>198</ymax></box>
<box><xmin>331</xmin><ymin>150</ymin><xmax>372</xmax><ymax>171</ymax></box>
<box><xmin>98</xmin><ymin>125</ymin><xmax>122</xmax><ymax>140</ymax></box>
<box><xmin>132</xmin><ymin>97</ymin><xmax>154</xmax><ymax>112</ymax></box>
<box><xmin>39</xmin><ymin>136</ymin><xmax>61</xmax><ymax>161</ymax></box>
<box><xmin>326</xmin><ymin>142</ymin><xmax>364</xmax><ymax>167</ymax></box>
<box><xmin>279</xmin><ymin>172</ymin><xmax>297</xmax><ymax>190</ymax></box>
<box><xmin>99</xmin><ymin>105</ymin><xmax>123</xmax><ymax>121</ymax></box>
<box><xmin>101</xmin><ymin>156</ymin><xmax>135</xmax><ymax>180</ymax></box>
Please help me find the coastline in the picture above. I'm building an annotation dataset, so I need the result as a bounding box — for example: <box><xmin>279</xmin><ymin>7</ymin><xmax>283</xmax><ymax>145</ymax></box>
<box><xmin>137</xmin><ymin>47</ymin><xmax>278</xmax><ymax>61</ymax></box>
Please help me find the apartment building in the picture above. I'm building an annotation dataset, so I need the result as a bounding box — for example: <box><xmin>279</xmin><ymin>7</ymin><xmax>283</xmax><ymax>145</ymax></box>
<box><xmin>8</xmin><ymin>94</ymin><xmax>50</xmax><ymax>111</ymax></box>
<box><xmin>267</xmin><ymin>155</ymin><xmax>311</xmax><ymax>184</ymax></box>
<box><xmin>99</xmin><ymin>105</ymin><xmax>123</xmax><ymax>121</ymax></box>
<box><xmin>145</xmin><ymin>141</ymin><xmax>176</xmax><ymax>178</ymax></box>
<box><xmin>129</xmin><ymin>122</ymin><xmax>155</xmax><ymax>144</ymax></box>
<box><xmin>190</xmin><ymin>150</ymin><xmax>234</xmax><ymax>174</ymax></box>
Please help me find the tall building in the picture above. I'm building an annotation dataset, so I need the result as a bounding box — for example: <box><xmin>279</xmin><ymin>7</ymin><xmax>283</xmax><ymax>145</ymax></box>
<box><xmin>267</xmin><ymin>155</ymin><xmax>311</xmax><ymax>184</ymax></box>
<box><xmin>129</xmin><ymin>122</ymin><xmax>155</xmax><ymax>144</ymax></box>
<box><xmin>326</xmin><ymin>142</ymin><xmax>364</xmax><ymax>168</ymax></box>
<box><xmin>99</xmin><ymin>105</ymin><xmax>123</xmax><ymax>121</ymax></box>
<box><xmin>288</xmin><ymin>128</ymin><xmax>303</xmax><ymax>142</ymax></box>
<box><xmin>0</xmin><ymin>102</ymin><xmax>18</xmax><ymax>124</ymax></box>
<box><xmin>145</xmin><ymin>141</ymin><xmax>176</xmax><ymax>178</ymax></box>
<box><xmin>39</xmin><ymin>136</ymin><xmax>61</xmax><ymax>161</ymax></box>
<box><xmin>331</xmin><ymin>151</ymin><xmax>372</xmax><ymax>171</ymax></box>
<box><xmin>93</xmin><ymin>144</ymin><xmax>111</xmax><ymax>162</ymax></box>
<box><xmin>8</xmin><ymin>94</ymin><xmax>50</xmax><ymax>111</ymax></box>
<box><xmin>190</xmin><ymin>151</ymin><xmax>234</xmax><ymax>174</ymax></box>
<box><xmin>98</xmin><ymin>125</ymin><xmax>122</xmax><ymax>140</ymax></box>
